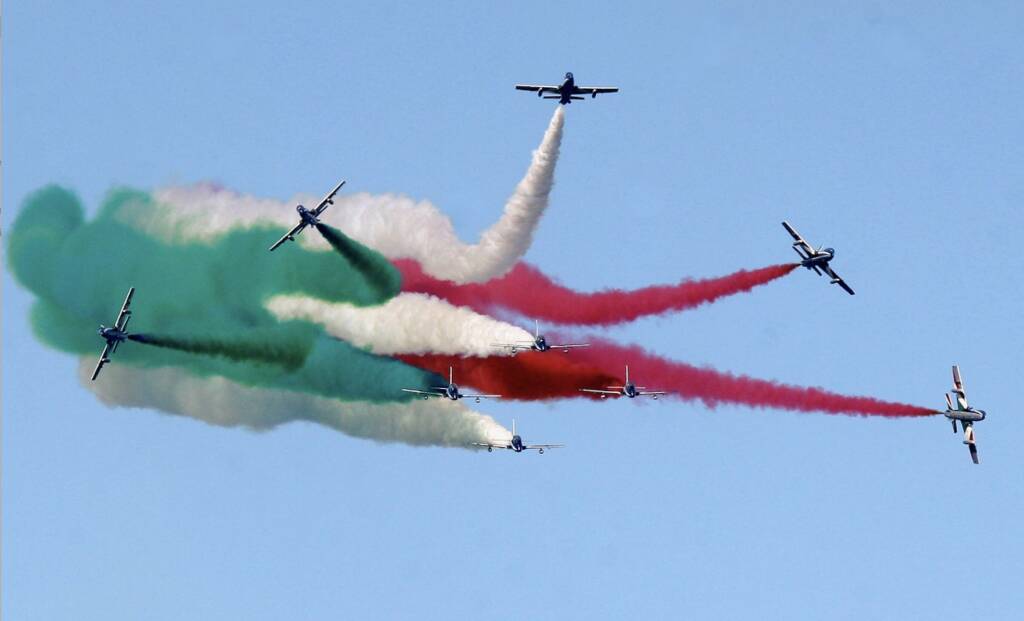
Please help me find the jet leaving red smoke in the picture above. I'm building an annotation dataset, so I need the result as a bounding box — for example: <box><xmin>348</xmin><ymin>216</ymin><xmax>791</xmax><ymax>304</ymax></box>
<box><xmin>399</xmin><ymin>341</ymin><xmax>934</xmax><ymax>417</ymax></box>
<box><xmin>395</xmin><ymin>260</ymin><xmax>798</xmax><ymax>325</ymax></box>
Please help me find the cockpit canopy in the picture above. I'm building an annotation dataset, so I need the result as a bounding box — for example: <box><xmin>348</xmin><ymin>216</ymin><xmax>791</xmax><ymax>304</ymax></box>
<box><xmin>565</xmin><ymin>72</ymin><xmax>573</xmax><ymax>79</ymax></box>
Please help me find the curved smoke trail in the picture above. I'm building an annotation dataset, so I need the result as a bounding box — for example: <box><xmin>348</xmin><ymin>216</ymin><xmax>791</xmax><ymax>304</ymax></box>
<box><xmin>396</xmin><ymin>260</ymin><xmax>798</xmax><ymax>326</ymax></box>
<box><xmin>129</xmin><ymin>107</ymin><xmax>566</xmax><ymax>284</ymax></box>
<box><xmin>265</xmin><ymin>292</ymin><xmax>533</xmax><ymax>357</ymax></box>
<box><xmin>82</xmin><ymin>360</ymin><xmax>511</xmax><ymax>448</ymax></box>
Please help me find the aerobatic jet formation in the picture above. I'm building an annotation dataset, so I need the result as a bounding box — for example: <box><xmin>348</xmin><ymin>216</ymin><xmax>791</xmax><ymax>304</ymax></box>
<box><xmin>782</xmin><ymin>221</ymin><xmax>855</xmax><ymax>295</ymax></box>
<box><xmin>401</xmin><ymin>366</ymin><xmax>501</xmax><ymax>403</ymax></box>
<box><xmin>515</xmin><ymin>72</ymin><xmax>618</xmax><ymax>105</ymax></box>
<box><xmin>91</xmin><ymin>287</ymin><xmax>136</xmax><ymax>381</ymax></box>
<box><xmin>472</xmin><ymin>419</ymin><xmax>564</xmax><ymax>454</ymax></box>
<box><xmin>943</xmin><ymin>365</ymin><xmax>987</xmax><ymax>464</ymax></box>
<box><xmin>580</xmin><ymin>365</ymin><xmax>667</xmax><ymax>399</ymax></box>
<box><xmin>492</xmin><ymin>320</ymin><xmax>590</xmax><ymax>354</ymax></box>
<box><xmin>268</xmin><ymin>180</ymin><xmax>346</xmax><ymax>251</ymax></box>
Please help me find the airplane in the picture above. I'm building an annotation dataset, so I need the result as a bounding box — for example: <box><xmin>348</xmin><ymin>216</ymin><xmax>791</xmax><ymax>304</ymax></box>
<box><xmin>942</xmin><ymin>365</ymin><xmax>987</xmax><ymax>464</ymax></box>
<box><xmin>580</xmin><ymin>365</ymin><xmax>668</xmax><ymax>400</ymax></box>
<box><xmin>401</xmin><ymin>366</ymin><xmax>501</xmax><ymax>403</ymax></box>
<box><xmin>91</xmin><ymin>287</ymin><xmax>136</xmax><ymax>381</ymax></box>
<box><xmin>472</xmin><ymin>419</ymin><xmax>564</xmax><ymax>454</ymax></box>
<box><xmin>492</xmin><ymin>320</ymin><xmax>590</xmax><ymax>354</ymax></box>
<box><xmin>515</xmin><ymin>72</ymin><xmax>619</xmax><ymax>105</ymax></box>
<box><xmin>782</xmin><ymin>221</ymin><xmax>855</xmax><ymax>295</ymax></box>
<box><xmin>268</xmin><ymin>179</ymin><xmax>346</xmax><ymax>251</ymax></box>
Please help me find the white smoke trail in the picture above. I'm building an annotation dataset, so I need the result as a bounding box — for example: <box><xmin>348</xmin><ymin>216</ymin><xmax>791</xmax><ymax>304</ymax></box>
<box><xmin>265</xmin><ymin>293</ymin><xmax>533</xmax><ymax>357</ymax></box>
<box><xmin>81</xmin><ymin>360</ymin><xmax>512</xmax><ymax>448</ymax></box>
<box><xmin>125</xmin><ymin>107</ymin><xmax>565</xmax><ymax>284</ymax></box>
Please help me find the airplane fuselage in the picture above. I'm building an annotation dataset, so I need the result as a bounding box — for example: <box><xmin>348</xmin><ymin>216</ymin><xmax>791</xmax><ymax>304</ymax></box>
<box><xmin>510</xmin><ymin>435</ymin><xmax>526</xmax><ymax>452</ymax></box>
<box><xmin>556</xmin><ymin>75</ymin><xmax>575</xmax><ymax>104</ymax></box>
<box><xmin>945</xmin><ymin>408</ymin><xmax>986</xmax><ymax>423</ymax></box>
<box><xmin>98</xmin><ymin>325</ymin><xmax>128</xmax><ymax>345</ymax></box>
<box><xmin>801</xmin><ymin>248</ymin><xmax>835</xmax><ymax>270</ymax></box>
<box><xmin>623</xmin><ymin>382</ymin><xmax>638</xmax><ymax>398</ymax></box>
<box><xmin>297</xmin><ymin>204</ymin><xmax>320</xmax><ymax>227</ymax></box>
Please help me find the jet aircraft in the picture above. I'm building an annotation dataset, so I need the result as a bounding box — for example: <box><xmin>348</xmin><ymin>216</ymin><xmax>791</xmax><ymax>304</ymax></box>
<box><xmin>580</xmin><ymin>365</ymin><xmax>667</xmax><ymax>399</ymax></box>
<box><xmin>492</xmin><ymin>320</ymin><xmax>590</xmax><ymax>354</ymax></box>
<box><xmin>472</xmin><ymin>419</ymin><xmax>564</xmax><ymax>454</ymax></box>
<box><xmin>401</xmin><ymin>366</ymin><xmax>501</xmax><ymax>403</ymax></box>
<box><xmin>268</xmin><ymin>180</ymin><xmax>346</xmax><ymax>251</ymax></box>
<box><xmin>515</xmin><ymin>72</ymin><xmax>618</xmax><ymax>105</ymax></box>
<box><xmin>91</xmin><ymin>287</ymin><xmax>136</xmax><ymax>381</ymax></box>
<box><xmin>942</xmin><ymin>365</ymin><xmax>987</xmax><ymax>464</ymax></box>
<box><xmin>782</xmin><ymin>221</ymin><xmax>855</xmax><ymax>295</ymax></box>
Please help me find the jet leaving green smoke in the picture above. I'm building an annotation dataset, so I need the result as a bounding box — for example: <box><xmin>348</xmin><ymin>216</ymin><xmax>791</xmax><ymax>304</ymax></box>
<box><xmin>7</xmin><ymin>185</ymin><xmax>438</xmax><ymax>403</ymax></box>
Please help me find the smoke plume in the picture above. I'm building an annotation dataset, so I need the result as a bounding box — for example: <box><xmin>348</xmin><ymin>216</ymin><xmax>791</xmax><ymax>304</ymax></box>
<box><xmin>314</xmin><ymin>222</ymin><xmax>401</xmax><ymax>299</ymax></box>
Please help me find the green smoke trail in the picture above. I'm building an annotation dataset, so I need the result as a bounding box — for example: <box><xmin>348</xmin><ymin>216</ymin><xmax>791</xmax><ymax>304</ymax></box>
<box><xmin>314</xmin><ymin>222</ymin><xmax>402</xmax><ymax>300</ymax></box>
<box><xmin>128</xmin><ymin>330</ymin><xmax>312</xmax><ymax>371</ymax></box>
<box><xmin>8</xmin><ymin>185</ymin><xmax>439</xmax><ymax>402</ymax></box>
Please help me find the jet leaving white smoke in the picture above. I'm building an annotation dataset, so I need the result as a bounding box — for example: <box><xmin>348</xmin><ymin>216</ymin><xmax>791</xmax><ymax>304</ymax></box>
<box><xmin>130</xmin><ymin>107</ymin><xmax>565</xmax><ymax>284</ymax></box>
<box><xmin>265</xmin><ymin>293</ymin><xmax>533</xmax><ymax>357</ymax></box>
<box><xmin>81</xmin><ymin>360</ymin><xmax>512</xmax><ymax>448</ymax></box>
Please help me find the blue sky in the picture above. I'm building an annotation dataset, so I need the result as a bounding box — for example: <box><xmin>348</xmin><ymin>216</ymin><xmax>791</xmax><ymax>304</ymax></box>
<box><xmin>4</xmin><ymin>2</ymin><xmax>1023</xmax><ymax>619</ymax></box>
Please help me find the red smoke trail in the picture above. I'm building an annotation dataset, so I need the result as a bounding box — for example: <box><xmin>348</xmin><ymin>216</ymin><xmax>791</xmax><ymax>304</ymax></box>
<box><xmin>395</xmin><ymin>260</ymin><xmax>798</xmax><ymax>326</ymax></box>
<box><xmin>574</xmin><ymin>340</ymin><xmax>936</xmax><ymax>417</ymax></box>
<box><xmin>396</xmin><ymin>352</ymin><xmax>619</xmax><ymax>401</ymax></box>
<box><xmin>398</xmin><ymin>341</ymin><xmax>934</xmax><ymax>417</ymax></box>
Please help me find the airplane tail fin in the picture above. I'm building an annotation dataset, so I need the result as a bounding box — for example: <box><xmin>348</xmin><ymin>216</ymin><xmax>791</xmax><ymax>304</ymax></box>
<box><xmin>945</xmin><ymin>393</ymin><xmax>954</xmax><ymax>411</ymax></box>
<box><xmin>535</xmin><ymin>319</ymin><xmax>540</xmax><ymax>339</ymax></box>
<box><xmin>625</xmin><ymin>365</ymin><xmax>630</xmax><ymax>384</ymax></box>
<box><xmin>449</xmin><ymin>366</ymin><xmax>453</xmax><ymax>385</ymax></box>
<box><xmin>512</xmin><ymin>419</ymin><xmax>516</xmax><ymax>437</ymax></box>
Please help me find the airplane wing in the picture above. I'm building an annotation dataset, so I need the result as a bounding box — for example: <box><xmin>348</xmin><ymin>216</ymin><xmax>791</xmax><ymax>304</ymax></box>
<box><xmin>572</xmin><ymin>86</ymin><xmax>619</xmax><ymax>95</ymax></box>
<box><xmin>951</xmin><ymin>365</ymin><xmax>969</xmax><ymax>409</ymax></box>
<box><xmin>312</xmin><ymin>180</ymin><xmax>346</xmax><ymax>216</ymax></box>
<box><xmin>580</xmin><ymin>388</ymin><xmax>621</xmax><ymax>396</ymax></box>
<box><xmin>524</xmin><ymin>444</ymin><xmax>565</xmax><ymax>451</ymax></box>
<box><xmin>462</xmin><ymin>393</ymin><xmax>501</xmax><ymax>400</ymax></box>
<box><xmin>820</xmin><ymin>265</ymin><xmax>855</xmax><ymax>295</ymax></box>
<box><xmin>90</xmin><ymin>343</ymin><xmax>113</xmax><ymax>381</ymax></box>
<box><xmin>549</xmin><ymin>343</ymin><xmax>590</xmax><ymax>349</ymax></box>
<box><xmin>114</xmin><ymin>287</ymin><xmax>135</xmax><ymax>329</ymax></box>
<box><xmin>491</xmin><ymin>341</ymin><xmax>535</xmax><ymax>351</ymax></box>
<box><xmin>782</xmin><ymin>221</ymin><xmax>816</xmax><ymax>257</ymax></box>
<box><xmin>471</xmin><ymin>441</ymin><xmax>512</xmax><ymax>450</ymax></box>
<box><xmin>268</xmin><ymin>222</ymin><xmax>306</xmax><ymax>252</ymax></box>
<box><xmin>638</xmin><ymin>391</ymin><xmax>667</xmax><ymax>397</ymax></box>
<box><xmin>401</xmin><ymin>388</ymin><xmax>444</xmax><ymax>398</ymax></box>
<box><xmin>964</xmin><ymin>425</ymin><xmax>979</xmax><ymax>464</ymax></box>
<box><xmin>952</xmin><ymin>365</ymin><xmax>966</xmax><ymax>395</ymax></box>
<box><xmin>515</xmin><ymin>84</ymin><xmax>559</xmax><ymax>93</ymax></box>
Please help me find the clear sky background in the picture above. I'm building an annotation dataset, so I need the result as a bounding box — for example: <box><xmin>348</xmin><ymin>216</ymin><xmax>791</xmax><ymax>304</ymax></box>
<box><xmin>4</xmin><ymin>2</ymin><xmax>1023</xmax><ymax>619</ymax></box>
